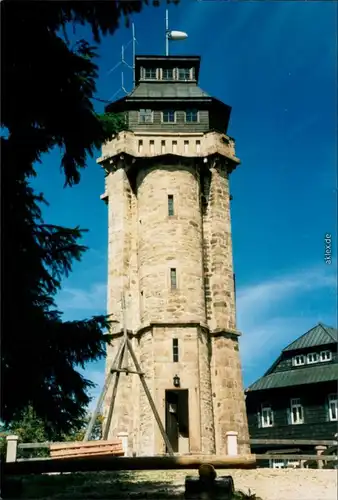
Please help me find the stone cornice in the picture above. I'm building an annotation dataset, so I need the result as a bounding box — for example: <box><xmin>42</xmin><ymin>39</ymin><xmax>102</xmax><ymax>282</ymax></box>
<box><xmin>108</xmin><ymin>323</ymin><xmax>241</xmax><ymax>339</ymax></box>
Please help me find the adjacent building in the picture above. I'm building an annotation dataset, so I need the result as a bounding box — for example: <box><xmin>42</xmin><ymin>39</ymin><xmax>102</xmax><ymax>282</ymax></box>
<box><xmin>245</xmin><ymin>323</ymin><xmax>338</xmax><ymax>465</ymax></box>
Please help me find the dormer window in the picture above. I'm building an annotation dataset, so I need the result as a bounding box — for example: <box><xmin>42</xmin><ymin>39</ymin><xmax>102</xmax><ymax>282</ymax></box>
<box><xmin>307</xmin><ymin>352</ymin><xmax>319</xmax><ymax>364</ymax></box>
<box><xmin>139</xmin><ymin>109</ymin><xmax>153</xmax><ymax>124</ymax></box>
<box><xmin>162</xmin><ymin>110</ymin><xmax>176</xmax><ymax>123</ymax></box>
<box><xmin>144</xmin><ymin>68</ymin><xmax>157</xmax><ymax>80</ymax></box>
<box><xmin>162</xmin><ymin>68</ymin><xmax>174</xmax><ymax>80</ymax></box>
<box><xmin>178</xmin><ymin>68</ymin><xmax>191</xmax><ymax>81</ymax></box>
<box><xmin>186</xmin><ymin>109</ymin><xmax>198</xmax><ymax>123</ymax></box>
<box><xmin>293</xmin><ymin>355</ymin><xmax>305</xmax><ymax>366</ymax></box>
<box><xmin>320</xmin><ymin>350</ymin><xmax>332</xmax><ymax>362</ymax></box>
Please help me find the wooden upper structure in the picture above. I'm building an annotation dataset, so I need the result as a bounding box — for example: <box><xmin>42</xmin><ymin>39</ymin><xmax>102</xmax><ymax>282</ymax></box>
<box><xmin>105</xmin><ymin>55</ymin><xmax>232</xmax><ymax>135</ymax></box>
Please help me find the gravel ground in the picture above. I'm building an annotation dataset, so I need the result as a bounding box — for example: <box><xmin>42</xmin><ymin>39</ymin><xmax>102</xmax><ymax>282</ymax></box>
<box><xmin>6</xmin><ymin>468</ymin><xmax>338</xmax><ymax>499</ymax></box>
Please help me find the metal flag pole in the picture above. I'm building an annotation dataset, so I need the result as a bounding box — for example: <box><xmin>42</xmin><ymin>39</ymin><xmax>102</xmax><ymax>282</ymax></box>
<box><xmin>165</xmin><ymin>9</ymin><xmax>188</xmax><ymax>57</ymax></box>
<box><xmin>132</xmin><ymin>23</ymin><xmax>136</xmax><ymax>88</ymax></box>
<box><xmin>165</xmin><ymin>9</ymin><xmax>169</xmax><ymax>56</ymax></box>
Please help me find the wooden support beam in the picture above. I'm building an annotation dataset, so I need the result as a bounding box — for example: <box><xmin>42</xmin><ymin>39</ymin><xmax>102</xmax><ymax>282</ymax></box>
<box><xmin>103</xmin><ymin>342</ymin><xmax>125</xmax><ymax>440</ymax></box>
<box><xmin>84</xmin><ymin>337</ymin><xmax>126</xmax><ymax>441</ymax></box>
<box><xmin>240</xmin><ymin>438</ymin><xmax>337</xmax><ymax>446</ymax></box>
<box><xmin>255</xmin><ymin>453</ymin><xmax>337</xmax><ymax>461</ymax></box>
<box><xmin>112</xmin><ymin>368</ymin><xmax>144</xmax><ymax>375</ymax></box>
<box><xmin>126</xmin><ymin>338</ymin><xmax>175</xmax><ymax>456</ymax></box>
<box><xmin>4</xmin><ymin>454</ymin><xmax>257</xmax><ymax>476</ymax></box>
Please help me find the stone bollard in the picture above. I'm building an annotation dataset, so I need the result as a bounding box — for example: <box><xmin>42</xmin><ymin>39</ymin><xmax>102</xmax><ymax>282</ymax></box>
<box><xmin>315</xmin><ymin>445</ymin><xmax>327</xmax><ymax>469</ymax></box>
<box><xmin>6</xmin><ymin>435</ymin><xmax>19</xmax><ymax>463</ymax></box>
<box><xmin>226</xmin><ymin>431</ymin><xmax>238</xmax><ymax>457</ymax></box>
<box><xmin>185</xmin><ymin>464</ymin><xmax>235</xmax><ymax>499</ymax></box>
<box><xmin>117</xmin><ymin>431</ymin><xmax>129</xmax><ymax>457</ymax></box>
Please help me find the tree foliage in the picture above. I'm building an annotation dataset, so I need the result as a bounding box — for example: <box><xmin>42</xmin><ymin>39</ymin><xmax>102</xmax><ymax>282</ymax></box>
<box><xmin>1</xmin><ymin>0</ymin><xmax>179</xmax><ymax>435</ymax></box>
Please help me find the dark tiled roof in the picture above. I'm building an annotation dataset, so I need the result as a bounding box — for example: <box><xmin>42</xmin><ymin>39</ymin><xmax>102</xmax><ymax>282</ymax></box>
<box><xmin>283</xmin><ymin>323</ymin><xmax>338</xmax><ymax>352</ymax></box>
<box><xmin>127</xmin><ymin>82</ymin><xmax>211</xmax><ymax>100</ymax></box>
<box><xmin>246</xmin><ymin>362</ymin><xmax>338</xmax><ymax>392</ymax></box>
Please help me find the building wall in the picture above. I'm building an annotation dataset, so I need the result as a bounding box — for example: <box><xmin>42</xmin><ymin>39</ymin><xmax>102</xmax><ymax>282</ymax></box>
<box><xmin>128</xmin><ymin>109</ymin><xmax>210</xmax><ymax>133</ymax></box>
<box><xmin>101</xmin><ymin>130</ymin><xmax>249</xmax><ymax>456</ymax></box>
<box><xmin>246</xmin><ymin>382</ymin><xmax>338</xmax><ymax>442</ymax></box>
<box><xmin>136</xmin><ymin>161</ymin><xmax>206</xmax><ymax>326</ymax></box>
<box><xmin>272</xmin><ymin>347</ymin><xmax>338</xmax><ymax>373</ymax></box>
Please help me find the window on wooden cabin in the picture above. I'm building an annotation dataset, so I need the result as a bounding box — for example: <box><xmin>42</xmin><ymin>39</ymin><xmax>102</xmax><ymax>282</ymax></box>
<box><xmin>186</xmin><ymin>109</ymin><xmax>198</xmax><ymax>123</ymax></box>
<box><xmin>261</xmin><ymin>404</ymin><xmax>274</xmax><ymax>428</ymax></box>
<box><xmin>178</xmin><ymin>68</ymin><xmax>191</xmax><ymax>81</ymax></box>
<box><xmin>292</xmin><ymin>354</ymin><xmax>305</xmax><ymax>367</ymax></box>
<box><xmin>307</xmin><ymin>352</ymin><xmax>319</xmax><ymax>364</ymax></box>
<box><xmin>320</xmin><ymin>350</ymin><xmax>332</xmax><ymax>362</ymax></box>
<box><xmin>162</xmin><ymin>68</ymin><xmax>174</xmax><ymax>80</ymax></box>
<box><xmin>289</xmin><ymin>398</ymin><xmax>304</xmax><ymax>425</ymax></box>
<box><xmin>328</xmin><ymin>394</ymin><xmax>337</xmax><ymax>421</ymax></box>
<box><xmin>144</xmin><ymin>68</ymin><xmax>157</xmax><ymax>80</ymax></box>
<box><xmin>139</xmin><ymin>109</ymin><xmax>153</xmax><ymax>123</ymax></box>
<box><xmin>172</xmin><ymin>338</ymin><xmax>179</xmax><ymax>362</ymax></box>
<box><xmin>162</xmin><ymin>110</ymin><xmax>176</xmax><ymax>123</ymax></box>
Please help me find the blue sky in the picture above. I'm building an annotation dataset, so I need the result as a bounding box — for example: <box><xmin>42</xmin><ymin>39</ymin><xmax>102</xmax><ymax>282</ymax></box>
<box><xmin>30</xmin><ymin>1</ymin><xmax>337</xmax><ymax>407</ymax></box>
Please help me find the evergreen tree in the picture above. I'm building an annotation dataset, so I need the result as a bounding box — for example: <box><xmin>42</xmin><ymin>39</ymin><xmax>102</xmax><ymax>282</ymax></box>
<box><xmin>1</xmin><ymin>0</ymin><xmax>179</xmax><ymax>436</ymax></box>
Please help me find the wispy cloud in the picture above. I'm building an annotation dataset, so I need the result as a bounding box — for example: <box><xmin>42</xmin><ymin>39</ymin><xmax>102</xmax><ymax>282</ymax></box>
<box><xmin>237</xmin><ymin>264</ymin><xmax>337</xmax><ymax>384</ymax></box>
<box><xmin>57</xmin><ymin>282</ymin><xmax>106</xmax><ymax>314</ymax></box>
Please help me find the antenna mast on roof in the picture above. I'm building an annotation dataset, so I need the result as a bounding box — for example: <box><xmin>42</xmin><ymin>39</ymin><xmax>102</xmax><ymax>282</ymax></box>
<box><xmin>107</xmin><ymin>22</ymin><xmax>137</xmax><ymax>100</ymax></box>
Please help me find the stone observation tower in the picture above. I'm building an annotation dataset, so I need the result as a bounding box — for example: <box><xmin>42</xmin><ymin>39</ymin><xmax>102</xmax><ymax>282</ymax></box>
<box><xmin>97</xmin><ymin>55</ymin><xmax>250</xmax><ymax>456</ymax></box>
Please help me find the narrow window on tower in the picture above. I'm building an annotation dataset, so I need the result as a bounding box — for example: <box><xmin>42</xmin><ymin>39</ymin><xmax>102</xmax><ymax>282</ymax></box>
<box><xmin>196</xmin><ymin>140</ymin><xmax>201</xmax><ymax>153</ymax></box>
<box><xmin>172</xmin><ymin>141</ymin><xmax>177</xmax><ymax>154</ymax></box>
<box><xmin>173</xmin><ymin>338</ymin><xmax>179</xmax><ymax>362</ymax></box>
<box><xmin>138</xmin><ymin>140</ymin><xmax>143</xmax><ymax>153</ymax></box>
<box><xmin>161</xmin><ymin>140</ymin><xmax>166</xmax><ymax>154</ymax></box>
<box><xmin>170</xmin><ymin>268</ymin><xmax>177</xmax><ymax>289</ymax></box>
<box><xmin>184</xmin><ymin>140</ymin><xmax>189</xmax><ymax>154</ymax></box>
<box><xmin>168</xmin><ymin>195</ymin><xmax>174</xmax><ymax>216</ymax></box>
<box><xmin>150</xmin><ymin>140</ymin><xmax>155</xmax><ymax>155</ymax></box>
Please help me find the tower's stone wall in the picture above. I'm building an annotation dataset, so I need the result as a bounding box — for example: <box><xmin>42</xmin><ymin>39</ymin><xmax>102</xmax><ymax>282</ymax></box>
<box><xmin>100</xmin><ymin>129</ymin><xmax>249</xmax><ymax>456</ymax></box>
<box><xmin>136</xmin><ymin>163</ymin><xmax>206</xmax><ymax>326</ymax></box>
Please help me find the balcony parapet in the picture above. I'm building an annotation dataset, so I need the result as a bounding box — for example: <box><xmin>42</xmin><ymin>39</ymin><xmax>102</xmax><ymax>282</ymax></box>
<box><xmin>97</xmin><ymin>131</ymin><xmax>240</xmax><ymax>165</ymax></box>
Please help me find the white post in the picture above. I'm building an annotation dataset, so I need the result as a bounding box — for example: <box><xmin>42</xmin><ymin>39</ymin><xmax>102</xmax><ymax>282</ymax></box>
<box><xmin>6</xmin><ymin>435</ymin><xmax>19</xmax><ymax>463</ymax></box>
<box><xmin>117</xmin><ymin>431</ymin><xmax>129</xmax><ymax>457</ymax></box>
<box><xmin>132</xmin><ymin>23</ymin><xmax>136</xmax><ymax>89</ymax></box>
<box><xmin>226</xmin><ymin>431</ymin><xmax>238</xmax><ymax>456</ymax></box>
<box><xmin>165</xmin><ymin>9</ymin><xmax>169</xmax><ymax>56</ymax></box>
<box><xmin>315</xmin><ymin>445</ymin><xmax>327</xmax><ymax>469</ymax></box>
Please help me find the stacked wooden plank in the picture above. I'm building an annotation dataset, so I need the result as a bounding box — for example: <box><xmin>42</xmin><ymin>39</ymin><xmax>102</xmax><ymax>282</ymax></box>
<box><xmin>50</xmin><ymin>440</ymin><xmax>124</xmax><ymax>459</ymax></box>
